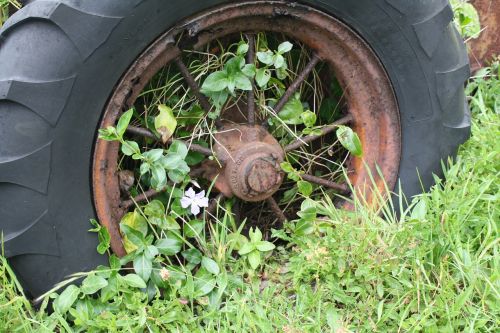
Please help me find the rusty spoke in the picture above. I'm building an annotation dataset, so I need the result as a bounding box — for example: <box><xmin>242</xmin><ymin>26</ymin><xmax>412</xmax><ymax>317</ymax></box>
<box><xmin>174</xmin><ymin>56</ymin><xmax>213</xmax><ymax>114</ymax></box>
<box><xmin>266</xmin><ymin>197</ymin><xmax>287</xmax><ymax>224</ymax></box>
<box><xmin>246</xmin><ymin>33</ymin><xmax>256</xmax><ymax>125</ymax></box>
<box><xmin>284</xmin><ymin>114</ymin><xmax>353</xmax><ymax>152</ymax></box>
<box><xmin>272</xmin><ymin>53</ymin><xmax>321</xmax><ymax>115</ymax></box>
<box><xmin>121</xmin><ymin>188</ymin><xmax>164</xmax><ymax>209</ymax></box>
<box><xmin>301</xmin><ymin>173</ymin><xmax>349</xmax><ymax>193</ymax></box>
<box><xmin>126</xmin><ymin>125</ymin><xmax>213</xmax><ymax>156</ymax></box>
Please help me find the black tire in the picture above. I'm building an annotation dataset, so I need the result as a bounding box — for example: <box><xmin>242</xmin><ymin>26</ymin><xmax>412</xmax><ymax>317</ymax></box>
<box><xmin>0</xmin><ymin>0</ymin><xmax>470</xmax><ymax>297</ymax></box>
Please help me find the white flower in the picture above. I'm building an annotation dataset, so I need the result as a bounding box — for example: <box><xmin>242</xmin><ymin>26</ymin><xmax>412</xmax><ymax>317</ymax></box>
<box><xmin>180</xmin><ymin>187</ymin><xmax>209</xmax><ymax>215</ymax></box>
<box><xmin>159</xmin><ymin>268</ymin><xmax>170</xmax><ymax>281</ymax></box>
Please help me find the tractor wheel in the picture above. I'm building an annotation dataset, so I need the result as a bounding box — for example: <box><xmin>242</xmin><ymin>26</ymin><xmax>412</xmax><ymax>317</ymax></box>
<box><xmin>0</xmin><ymin>0</ymin><xmax>470</xmax><ymax>297</ymax></box>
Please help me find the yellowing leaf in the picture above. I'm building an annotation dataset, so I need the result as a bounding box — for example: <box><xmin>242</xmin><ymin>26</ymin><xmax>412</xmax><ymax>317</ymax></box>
<box><xmin>155</xmin><ymin>105</ymin><xmax>177</xmax><ymax>144</ymax></box>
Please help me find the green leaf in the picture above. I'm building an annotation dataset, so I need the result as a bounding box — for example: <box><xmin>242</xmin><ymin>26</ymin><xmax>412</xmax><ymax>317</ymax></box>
<box><xmin>133</xmin><ymin>254</ymin><xmax>153</xmax><ymax>282</ymax></box>
<box><xmin>237</xmin><ymin>42</ymin><xmax>249</xmax><ymax>55</ymax></box>
<box><xmin>182</xmin><ymin>248</ymin><xmax>203</xmax><ymax>265</ymax></box>
<box><xmin>336</xmin><ymin>125</ymin><xmax>363</xmax><ymax>157</ymax></box>
<box><xmin>185</xmin><ymin>150</ymin><xmax>206</xmax><ymax>166</ymax></box>
<box><xmin>98</xmin><ymin>126</ymin><xmax>119</xmax><ymax>141</ymax></box>
<box><xmin>54</xmin><ymin>285</ymin><xmax>80</xmax><ymax>314</ymax></box>
<box><xmin>234</xmin><ymin>72</ymin><xmax>253</xmax><ymax>91</ymax></box>
<box><xmin>255</xmin><ymin>241</ymin><xmax>275</xmax><ymax>252</ymax></box>
<box><xmin>300</xmin><ymin>110</ymin><xmax>317</xmax><ymax>128</ymax></box>
<box><xmin>297</xmin><ymin>180</ymin><xmax>313</xmax><ymax>197</ymax></box>
<box><xmin>109</xmin><ymin>254</ymin><xmax>121</xmax><ymax>270</ymax></box>
<box><xmin>168</xmin><ymin>140</ymin><xmax>189</xmax><ymax>159</ymax></box>
<box><xmin>202</xmin><ymin>71</ymin><xmax>228</xmax><ymax>92</ymax></box>
<box><xmin>257</xmin><ymin>50</ymin><xmax>274</xmax><ymax>65</ymax></box>
<box><xmin>120</xmin><ymin>224</ymin><xmax>146</xmax><ymax>253</ymax></box>
<box><xmin>276</xmin><ymin>67</ymin><xmax>288</xmax><ymax>80</ymax></box>
<box><xmin>144</xmin><ymin>200</ymin><xmax>165</xmax><ymax>217</ymax></box>
<box><xmin>143</xmin><ymin>148</ymin><xmax>164</xmax><ymax>162</ymax></box>
<box><xmin>247</xmin><ymin>250</ymin><xmax>261</xmax><ymax>270</ymax></box>
<box><xmin>201</xmin><ymin>257</ymin><xmax>220</xmax><ymax>275</ymax></box>
<box><xmin>410</xmin><ymin>200</ymin><xmax>427</xmax><ymax>220</ymax></box>
<box><xmin>294</xmin><ymin>220</ymin><xmax>315</xmax><ymax>236</ymax></box>
<box><xmin>255</xmin><ymin>68</ymin><xmax>271</xmax><ymax>88</ymax></box>
<box><xmin>249</xmin><ymin>227</ymin><xmax>263</xmax><ymax>243</ymax></box>
<box><xmin>277</xmin><ymin>41</ymin><xmax>293</xmax><ymax>54</ymax></box>
<box><xmin>155</xmin><ymin>236</ymin><xmax>182</xmax><ymax>256</ymax></box>
<box><xmin>100</xmin><ymin>275</ymin><xmax>118</xmax><ymax>302</ymax></box>
<box><xmin>273</xmin><ymin>54</ymin><xmax>286</xmax><ymax>69</ymax></box>
<box><xmin>227</xmin><ymin>233</ymin><xmax>248</xmax><ymax>251</ymax></box>
<box><xmin>89</xmin><ymin>219</ymin><xmax>110</xmax><ymax>255</ymax></box>
<box><xmin>194</xmin><ymin>268</ymin><xmax>216</xmax><ymax>297</ymax></box>
<box><xmin>121</xmin><ymin>210</ymin><xmax>148</xmax><ymax>235</ymax></box>
<box><xmin>151</xmin><ymin>164</ymin><xmax>167</xmax><ymax>189</ymax></box>
<box><xmin>278</xmin><ymin>96</ymin><xmax>304</xmax><ymax>125</ymax></box>
<box><xmin>241</xmin><ymin>64</ymin><xmax>256</xmax><ymax>78</ymax></box>
<box><xmin>238</xmin><ymin>242</ymin><xmax>255</xmax><ymax>255</ymax></box>
<box><xmin>122</xmin><ymin>273</ymin><xmax>147</xmax><ymax>289</ymax></box>
<box><xmin>81</xmin><ymin>274</ymin><xmax>108</xmax><ymax>295</ymax></box>
<box><xmin>155</xmin><ymin>105</ymin><xmax>177</xmax><ymax>144</ymax></box>
<box><xmin>280</xmin><ymin>161</ymin><xmax>295</xmax><ymax>173</ymax></box>
<box><xmin>121</xmin><ymin>140</ymin><xmax>140</xmax><ymax>157</ymax></box>
<box><xmin>116</xmin><ymin>109</ymin><xmax>134</xmax><ymax>138</ymax></box>
<box><xmin>183</xmin><ymin>219</ymin><xmax>205</xmax><ymax>238</ymax></box>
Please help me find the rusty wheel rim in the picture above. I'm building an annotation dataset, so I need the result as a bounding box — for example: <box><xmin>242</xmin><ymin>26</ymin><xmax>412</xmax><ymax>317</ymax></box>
<box><xmin>92</xmin><ymin>1</ymin><xmax>401</xmax><ymax>256</ymax></box>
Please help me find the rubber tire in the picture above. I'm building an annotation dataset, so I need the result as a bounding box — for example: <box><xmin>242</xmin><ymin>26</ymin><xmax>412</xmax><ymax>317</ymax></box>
<box><xmin>0</xmin><ymin>0</ymin><xmax>470</xmax><ymax>297</ymax></box>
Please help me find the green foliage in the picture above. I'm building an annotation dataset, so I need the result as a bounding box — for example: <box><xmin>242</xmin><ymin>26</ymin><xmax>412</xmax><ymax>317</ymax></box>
<box><xmin>237</xmin><ymin>227</ymin><xmax>275</xmax><ymax>270</ymax></box>
<box><xmin>0</xmin><ymin>0</ymin><xmax>20</xmax><ymax>27</ymax></box>
<box><xmin>451</xmin><ymin>0</ymin><xmax>481</xmax><ymax>39</ymax></box>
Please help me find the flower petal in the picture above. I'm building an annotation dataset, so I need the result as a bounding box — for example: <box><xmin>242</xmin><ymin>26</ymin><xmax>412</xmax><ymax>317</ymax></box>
<box><xmin>185</xmin><ymin>187</ymin><xmax>196</xmax><ymax>198</ymax></box>
<box><xmin>180</xmin><ymin>197</ymin><xmax>192</xmax><ymax>209</ymax></box>
<box><xmin>196</xmin><ymin>197</ymin><xmax>209</xmax><ymax>208</ymax></box>
<box><xmin>191</xmin><ymin>204</ymin><xmax>201</xmax><ymax>216</ymax></box>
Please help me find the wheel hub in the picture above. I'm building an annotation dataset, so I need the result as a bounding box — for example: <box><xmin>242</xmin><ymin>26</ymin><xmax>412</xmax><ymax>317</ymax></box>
<box><xmin>212</xmin><ymin>124</ymin><xmax>285</xmax><ymax>202</ymax></box>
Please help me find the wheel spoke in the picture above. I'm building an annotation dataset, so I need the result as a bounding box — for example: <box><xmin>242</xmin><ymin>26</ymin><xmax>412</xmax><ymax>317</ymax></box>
<box><xmin>246</xmin><ymin>33</ymin><xmax>256</xmax><ymax>125</ymax></box>
<box><xmin>272</xmin><ymin>53</ymin><xmax>321</xmax><ymax>115</ymax></box>
<box><xmin>284</xmin><ymin>114</ymin><xmax>353</xmax><ymax>152</ymax></box>
<box><xmin>121</xmin><ymin>188</ymin><xmax>164</xmax><ymax>209</ymax></box>
<box><xmin>126</xmin><ymin>125</ymin><xmax>213</xmax><ymax>156</ymax></box>
<box><xmin>174</xmin><ymin>56</ymin><xmax>213</xmax><ymax>113</ymax></box>
<box><xmin>301</xmin><ymin>173</ymin><xmax>349</xmax><ymax>192</ymax></box>
<box><xmin>266</xmin><ymin>197</ymin><xmax>287</xmax><ymax>224</ymax></box>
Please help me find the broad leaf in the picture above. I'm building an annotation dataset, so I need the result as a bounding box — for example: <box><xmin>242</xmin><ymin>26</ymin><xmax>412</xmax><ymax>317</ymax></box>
<box><xmin>202</xmin><ymin>71</ymin><xmax>228</xmax><ymax>92</ymax></box>
<box><xmin>278</xmin><ymin>96</ymin><xmax>304</xmax><ymax>125</ymax></box>
<box><xmin>201</xmin><ymin>257</ymin><xmax>220</xmax><ymax>275</ymax></box>
<box><xmin>255</xmin><ymin>241</ymin><xmax>275</xmax><ymax>252</ymax></box>
<box><xmin>155</xmin><ymin>236</ymin><xmax>182</xmax><ymax>256</ymax></box>
<box><xmin>255</xmin><ymin>68</ymin><xmax>271</xmax><ymax>88</ymax></box>
<box><xmin>54</xmin><ymin>285</ymin><xmax>80</xmax><ymax>314</ymax></box>
<box><xmin>336</xmin><ymin>125</ymin><xmax>363</xmax><ymax>157</ymax></box>
<box><xmin>81</xmin><ymin>275</ymin><xmax>108</xmax><ymax>295</ymax></box>
<box><xmin>297</xmin><ymin>180</ymin><xmax>313</xmax><ymax>197</ymax></box>
<box><xmin>122</xmin><ymin>274</ymin><xmax>147</xmax><ymax>289</ymax></box>
<box><xmin>116</xmin><ymin>109</ymin><xmax>134</xmax><ymax>138</ymax></box>
<box><xmin>155</xmin><ymin>105</ymin><xmax>177</xmax><ymax>144</ymax></box>
<box><xmin>133</xmin><ymin>254</ymin><xmax>153</xmax><ymax>282</ymax></box>
<box><xmin>247</xmin><ymin>250</ymin><xmax>261</xmax><ymax>270</ymax></box>
<box><xmin>278</xmin><ymin>41</ymin><xmax>293</xmax><ymax>54</ymax></box>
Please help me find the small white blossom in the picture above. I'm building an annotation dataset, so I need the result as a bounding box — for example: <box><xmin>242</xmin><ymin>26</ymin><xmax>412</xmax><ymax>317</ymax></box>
<box><xmin>180</xmin><ymin>187</ymin><xmax>209</xmax><ymax>215</ymax></box>
<box><xmin>159</xmin><ymin>268</ymin><xmax>170</xmax><ymax>281</ymax></box>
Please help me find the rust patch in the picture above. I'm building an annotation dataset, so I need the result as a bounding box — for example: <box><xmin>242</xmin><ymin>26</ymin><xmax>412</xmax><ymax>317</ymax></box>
<box><xmin>469</xmin><ymin>0</ymin><xmax>500</xmax><ymax>71</ymax></box>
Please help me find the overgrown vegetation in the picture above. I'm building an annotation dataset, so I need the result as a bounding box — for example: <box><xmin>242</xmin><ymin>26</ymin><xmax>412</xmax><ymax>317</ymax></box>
<box><xmin>1</xmin><ymin>2</ymin><xmax>498</xmax><ymax>332</ymax></box>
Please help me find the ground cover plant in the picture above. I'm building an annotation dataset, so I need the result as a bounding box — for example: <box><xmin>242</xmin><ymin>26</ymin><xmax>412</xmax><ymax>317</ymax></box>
<box><xmin>1</xmin><ymin>1</ymin><xmax>498</xmax><ymax>332</ymax></box>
